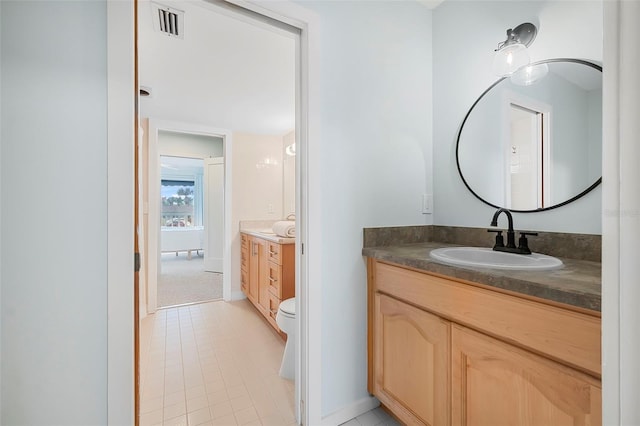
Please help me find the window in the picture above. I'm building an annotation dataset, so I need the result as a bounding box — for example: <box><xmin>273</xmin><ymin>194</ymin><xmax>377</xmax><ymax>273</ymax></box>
<box><xmin>161</xmin><ymin>179</ymin><xmax>196</xmax><ymax>227</ymax></box>
<box><xmin>160</xmin><ymin>156</ymin><xmax>204</xmax><ymax>228</ymax></box>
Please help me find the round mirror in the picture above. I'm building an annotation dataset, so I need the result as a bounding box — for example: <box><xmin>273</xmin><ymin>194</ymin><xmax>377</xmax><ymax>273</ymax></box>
<box><xmin>456</xmin><ymin>59</ymin><xmax>602</xmax><ymax>212</ymax></box>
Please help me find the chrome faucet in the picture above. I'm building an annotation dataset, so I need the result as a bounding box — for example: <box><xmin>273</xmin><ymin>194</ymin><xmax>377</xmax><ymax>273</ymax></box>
<box><xmin>488</xmin><ymin>208</ymin><xmax>537</xmax><ymax>255</ymax></box>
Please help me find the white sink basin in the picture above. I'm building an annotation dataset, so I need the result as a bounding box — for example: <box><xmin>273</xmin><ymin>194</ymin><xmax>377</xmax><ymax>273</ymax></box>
<box><xmin>429</xmin><ymin>247</ymin><xmax>563</xmax><ymax>271</ymax></box>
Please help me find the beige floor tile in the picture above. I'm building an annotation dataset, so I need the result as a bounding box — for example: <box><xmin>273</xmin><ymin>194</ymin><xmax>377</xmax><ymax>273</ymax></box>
<box><xmin>185</xmin><ymin>375</ymin><xmax>205</xmax><ymax>389</ymax></box>
<box><xmin>188</xmin><ymin>407</ymin><xmax>212</xmax><ymax>426</ymax></box>
<box><xmin>163</xmin><ymin>400</ymin><xmax>186</xmax><ymax>420</ymax></box>
<box><xmin>186</xmin><ymin>394</ymin><xmax>209</xmax><ymax>413</ymax></box>
<box><xmin>210</xmin><ymin>401</ymin><xmax>234</xmax><ymax>419</ymax></box>
<box><xmin>229</xmin><ymin>395</ymin><xmax>254</xmax><ymax>412</ymax></box>
<box><xmin>163</xmin><ymin>414</ymin><xmax>187</xmax><ymax>426</ymax></box>
<box><xmin>240</xmin><ymin>419</ymin><xmax>262</xmax><ymax>426</ymax></box>
<box><xmin>139</xmin><ymin>408</ymin><xmax>163</xmax><ymax>426</ymax></box>
<box><xmin>277</xmin><ymin>405</ymin><xmax>296</xmax><ymax>425</ymax></box>
<box><xmin>202</xmin><ymin>368</ymin><xmax>223</xmax><ymax>382</ymax></box>
<box><xmin>226</xmin><ymin>384</ymin><xmax>249</xmax><ymax>399</ymax></box>
<box><xmin>207</xmin><ymin>389</ymin><xmax>229</xmax><ymax>405</ymax></box>
<box><xmin>259</xmin><ymin>414</ymin><xmax>285</xmax><ymax>426</ymax></box>
<box><xmin>142</xmin><ymin>384</ymin><xmax>165</xmax><ymax>401</ymax></box>
<box><xmin>186</xmin><ymin>384</ymin><xmax>207</xmax><ymax>400</ymax></box>
<box><xmin>199</xmin><ymin>354</ymin><xmax>217</xmax><ymax>365</ymax></box>
<box><xmin>222</xmin><ymin>374</ymin><xmax>244</xmax><ymax>388</ymax></box>
<box><xmin>233</xmin><ymin>406</ymin><xmax>259</xmax><ymax>425</ymax></box>
<box><xmin>205</xmin><ymin>380</ymin><xmax>227</xmax><ymax>396</ymax></box>
<box><xmin>165</xmin><ymin>381</ymin><xmax>185</xmax><ymax>394</ymax></box>
<box><xmin>252</xmin><ymin>399</ymin><xmax>280</xmax><ymax>420</ymax></box>
<box><xmin>211</xmin><ymin>414</ymin><xmax>238</xmax><ymax>426</ymax></box>
<box><xmin>164</xmin><ymin>390</ymin><xmax>186</xmax><ymax>406</ymax></box>
<box><xmin>141</xmin><ymin>395</ymin><xmax>164</xmax><ymax>415</ymax></box>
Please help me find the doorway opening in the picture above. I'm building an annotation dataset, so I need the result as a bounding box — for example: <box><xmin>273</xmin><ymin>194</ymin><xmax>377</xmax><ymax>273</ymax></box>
<box><xmin>144</xmin><ymin>120</ymin><xmax>233</xmax><ymax>313</ymax></box>
<box><xmin>135</xmin><ymin>0</ymin><xmax>308</xmax><ymax>424</ymax></box>
<box><xmin>157</xmin><ymin>154</ymin><xmax>224</xmax><ymax>308</ymax></box>
<box><xmin>503</xmin><ymin>92</ymin><xmax>551</xmax><ymax>210</ymax></box>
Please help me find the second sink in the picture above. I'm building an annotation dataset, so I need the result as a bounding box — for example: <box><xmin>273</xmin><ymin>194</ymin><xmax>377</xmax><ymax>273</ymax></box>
<box><xmin>429</xmin><ymin>247</ymin><xmax>563</xmax><ymax>271</ymax></box>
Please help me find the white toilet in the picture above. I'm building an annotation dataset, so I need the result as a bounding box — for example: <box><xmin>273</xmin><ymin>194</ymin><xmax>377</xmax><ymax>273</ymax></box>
<box><xmin>276</xmin><ymin>297</ymin><xmax>296</xmax><ymax>380</ymax></box>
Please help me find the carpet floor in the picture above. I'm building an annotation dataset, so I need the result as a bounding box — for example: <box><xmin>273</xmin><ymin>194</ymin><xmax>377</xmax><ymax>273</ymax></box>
<box><xmin>157</xmin><ymin>252</ymin><xmax>223</xmax><ymax>308</ymax></box>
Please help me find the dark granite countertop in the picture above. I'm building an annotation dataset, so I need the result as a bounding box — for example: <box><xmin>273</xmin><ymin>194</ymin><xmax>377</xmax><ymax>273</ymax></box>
<box><xmin>363</xmin><ymin>242</ymin><xmax>601</xmax><ymax>312</ymax></box>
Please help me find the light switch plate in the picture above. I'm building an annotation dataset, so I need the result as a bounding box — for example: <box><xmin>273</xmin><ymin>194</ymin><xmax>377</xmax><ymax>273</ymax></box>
<box><xmin>422</xmin><ymin>194</ymin><xmax>433</xmax><ymax>214</ymax></box>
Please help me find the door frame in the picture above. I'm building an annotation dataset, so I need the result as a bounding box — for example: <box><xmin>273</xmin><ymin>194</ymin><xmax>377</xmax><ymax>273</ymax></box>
<box><xmin>147</xmin><ymin>119</ymin><xmax>233</xmax><ymax>312</ymax></box>
<box><xmin>501</xmin><ymin>90</ymin><xmax>551</xmax><ymax>209</ymax></box>
<box><xmin>106</xmin><ymin>1</ymin><xmax>320</xmax><ymax>424</ymax></box>
<box><xmin>203</xmin><ymin>156</ymin><xmax>225</xmax><ymax>273</ymax></box>
<box><xmin>230</xmin><ymin>3</ymin><xmax>321</xmax><ymax>423</ymax></box>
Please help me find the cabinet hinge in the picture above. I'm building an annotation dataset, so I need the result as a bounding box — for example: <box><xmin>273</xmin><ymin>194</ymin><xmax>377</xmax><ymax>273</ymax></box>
<box><xmin>134</xmin><ymin>252</ymin><xmax>141</xmax><ymax>272</ymax></box>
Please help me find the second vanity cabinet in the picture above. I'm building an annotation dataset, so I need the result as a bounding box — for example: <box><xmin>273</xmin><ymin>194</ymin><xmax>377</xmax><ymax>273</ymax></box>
<box><xmin>241</xmin><ymin>232</ymin><xmax>294</xmax><ymax>336</ymax></box>
<box><xmin>368</xmin><ymin>258</ymin><xmax>601</xmax><ymax>426</ymax></box>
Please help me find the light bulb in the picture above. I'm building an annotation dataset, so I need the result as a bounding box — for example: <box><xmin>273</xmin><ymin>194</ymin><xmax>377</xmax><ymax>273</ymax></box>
<box><xmin>510</xmin><ymin>63</ymin><xmax>549</xmax><ymax>86</ymax></box>
<box><xmin>492</xmin><ymin>43</ymin><xmax>530</xmax><ymax>76</ymax></box>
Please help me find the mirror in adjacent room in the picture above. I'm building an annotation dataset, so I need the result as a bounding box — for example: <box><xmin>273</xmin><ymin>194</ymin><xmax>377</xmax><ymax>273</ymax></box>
<box><xmin>456</xmin><ymin>59</ymin><xmax>602</xmax><ymax>212</ymax></box>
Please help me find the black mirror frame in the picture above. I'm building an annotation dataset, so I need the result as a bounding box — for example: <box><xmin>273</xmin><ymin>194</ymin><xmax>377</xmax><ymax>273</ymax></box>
<box><xmin>455</xmin><ymin>58</ymin><xmax>602</xmax><ymax>213</ymax></box>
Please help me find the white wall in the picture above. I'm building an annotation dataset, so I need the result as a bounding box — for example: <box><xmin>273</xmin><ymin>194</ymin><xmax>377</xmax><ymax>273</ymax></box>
<box><xmin>1</xmin><ymin>1</ymin><xmax>108</xmax><ymax>423</ymax></box>
<box><xmin>293</xmin><ymin>0</ymin><xmax>433</xmax><ymax>418</ymax></box>
<box><xmin>230</xmin><ymin>132</ymin><xmax>285</xmax><ymax>297</ymax></box>
<box><xmin>433</xmin><ymin>0</ymin><xmax>603</xmax><ymax>233</ymax></box>
<box><xmin>158</xmin><ymin>130</ymin><xmax>223</xmax><ymax>158</ymax></box>
<box><xmin>283</xmin><ymin>130</ymin><xmax>296</xmax><ymax>216</ymax></box>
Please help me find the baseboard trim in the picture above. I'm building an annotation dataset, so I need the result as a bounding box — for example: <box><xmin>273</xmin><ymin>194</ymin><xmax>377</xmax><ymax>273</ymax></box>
<box><xmin>321</xmin><ymin>396</ymin><xmax>380</xmax><ymax>425</ymax></box>
<box><xmin>231</xmin><ymin>290</ymin><xmax>246</xmax><ymax>301</ymax></box>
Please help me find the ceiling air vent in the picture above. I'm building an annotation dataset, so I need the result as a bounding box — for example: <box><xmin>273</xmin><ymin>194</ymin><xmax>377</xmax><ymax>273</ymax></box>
<box><xmin>151</xmin><ymin>3</ymin><xmax>184</xmax><ymax>39</ymax></box>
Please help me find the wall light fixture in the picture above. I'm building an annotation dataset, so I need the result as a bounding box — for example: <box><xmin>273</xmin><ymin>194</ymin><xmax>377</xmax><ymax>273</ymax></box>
<box><xmin>492</xmin><ymin>22</ymin><xmax>538</xmax><ymax>77</ymax></box>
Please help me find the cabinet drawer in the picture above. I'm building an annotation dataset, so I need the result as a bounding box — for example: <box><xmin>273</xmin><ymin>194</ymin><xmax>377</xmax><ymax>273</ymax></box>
<box><xmin>374</xmin><ymin>261</ymin><xmax>601</xmax><ymax>377</ymax></box>
<box><xmin>268</xmin><ymin>292</ymin><xmax>281</xmax><ymax>330</ymax></box>
<box><xmin>267</xmin><ymin>262</ymin><xmax>282</xmax><ymax>297</ymax></box>
<box><xmin>267</xmin><ymin>241</ymin><xmax>281</xmax><ymax>264</ymax></box>
<box><xmin>269</xmin><ymin>292</ymin><xmax>281</xmax><ymax>323</ymax></box>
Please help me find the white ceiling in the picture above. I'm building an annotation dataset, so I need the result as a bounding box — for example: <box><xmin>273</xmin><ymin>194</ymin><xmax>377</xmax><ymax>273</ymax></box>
<box><xmin>138</xmin><ymin>0</ymin><xmax>296</xmax><ymax>135</ymax></box>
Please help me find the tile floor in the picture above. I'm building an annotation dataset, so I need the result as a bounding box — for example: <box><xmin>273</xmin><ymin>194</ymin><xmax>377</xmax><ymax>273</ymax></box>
<box><xmin>139</xmin><ymin>299</ymin><xmax>400</xmax><ymax>426</ymax></box>
<box><xmin>139</xmin><ymin>299</ymin><xmax>296</xmax><ymax>426</ymax></box>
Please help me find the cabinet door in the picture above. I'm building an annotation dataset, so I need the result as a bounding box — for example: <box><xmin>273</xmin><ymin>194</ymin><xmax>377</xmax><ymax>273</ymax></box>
<box><xmin>374</xmin><ymin>294</ymin><xmax>450</xmax><ymax>426</ymax></box>
<box><xmin>451</xmin><ymin>324</ymin><xmax>601</xmax><ymax>426</ymax></box>
<box><xmin>248</xmin><ymin>237</ymin><xmax>263</xmax><ymax>304</ymax></box>
<box><xmin>240</xmin><ymin>235</ymin><xmax>249</xmax><ymax>273</ymax></box>
<box><xmin>257</xmin><ymin>239</ymin><xmax>270</xmax><ymax>314</ymax></box>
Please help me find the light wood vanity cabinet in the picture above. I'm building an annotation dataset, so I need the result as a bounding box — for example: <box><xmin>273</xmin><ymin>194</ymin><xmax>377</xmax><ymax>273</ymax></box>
<box><xmin>240</xmin><ymin>234</ymin><xmax>251</xmax><ymax>298</ymax></box>
<box><xmin>367</xmin><ymin>258</ymin><xmax>601</xmax><ymax>426</ymax></box>
<box><xmin>374</xmin><ymin>294</ymin><xmax>450</xmax><ymax>426</ymax></box>
<box><xmin>241</xmin><ymin>232</ymin><xmax>294</xmax><ymax>336</ymax></box>
<box><xmin>451</xmin><ymin>324</ymin><xmax>601</xmax><ymax>426</ymax></box>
